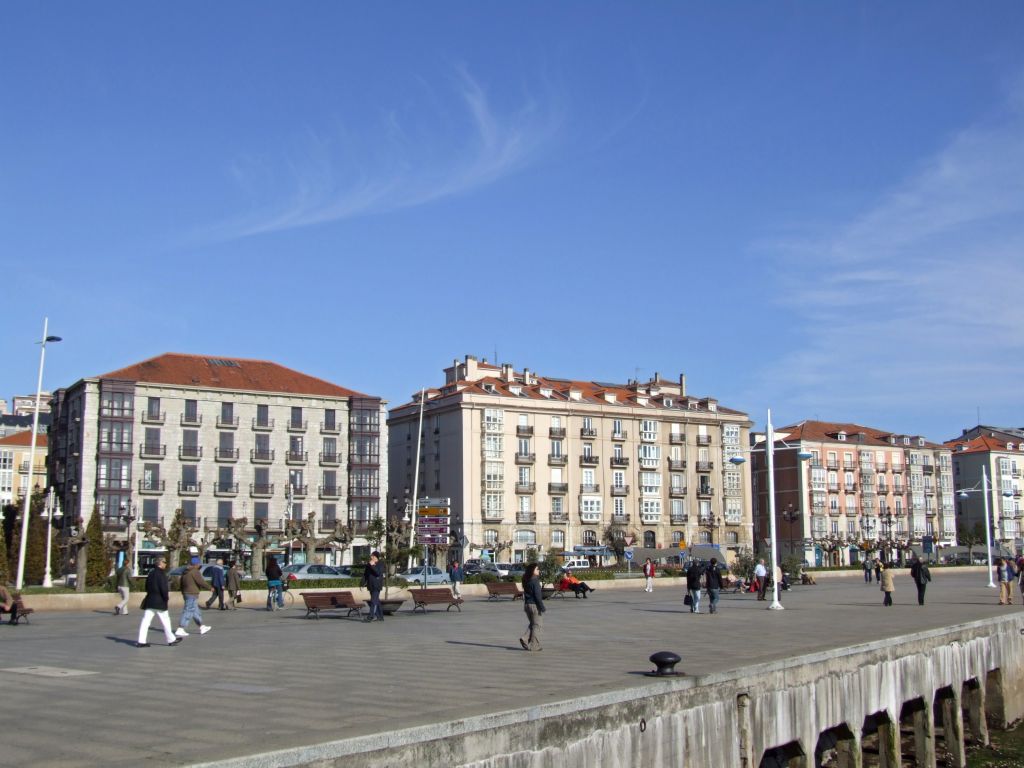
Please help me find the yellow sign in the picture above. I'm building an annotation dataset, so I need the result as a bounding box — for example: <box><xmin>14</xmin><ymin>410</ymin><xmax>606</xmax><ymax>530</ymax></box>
<box><xmin>678</xmin><ymin>540</ymin><xmax>686</xmax><ymax>549</ymax></box>
<box><xmin>419</xmin><ymin>507</ymin><xmax>449</xmax><ymax>516</ymax></box>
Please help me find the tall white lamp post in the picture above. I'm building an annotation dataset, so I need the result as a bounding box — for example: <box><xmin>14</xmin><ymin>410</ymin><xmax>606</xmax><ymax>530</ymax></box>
<box><xmin>42</xmin><ymin>487</ymin><xmax>63</xmax><ymax>588</ymax></box>
<box><xmin>958</xmin><ymin>466</ymin><xmax>1011</xmax><ymax>589</ymax></box>
<box><xmin>15</xmin><ymin>319</ymin><xmax>61</xmax><ymax>590</ymax></box>
<box><xmin>730</xmin><ymin>409</ymin><xmax>813</xmax><ymax>611</ymax></box>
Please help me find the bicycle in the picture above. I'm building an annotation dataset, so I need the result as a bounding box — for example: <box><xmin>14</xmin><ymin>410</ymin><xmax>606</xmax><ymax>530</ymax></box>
<box><xmin>266</xmin><ymin>579</ymin><xmax>295</xmax><ymax>610</ymax></box>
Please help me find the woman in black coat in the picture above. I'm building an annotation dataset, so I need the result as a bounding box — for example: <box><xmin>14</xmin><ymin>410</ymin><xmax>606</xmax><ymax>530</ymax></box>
<box><xmin>135</xmin><ymin>557</ymin><xmax>182</xmax><ymax>647</ymax></box>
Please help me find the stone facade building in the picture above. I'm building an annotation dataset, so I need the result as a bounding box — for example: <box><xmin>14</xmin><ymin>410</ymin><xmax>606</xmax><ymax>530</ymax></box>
<box><xmin>0</xmin><ymin>431</ymin><xmax>48</xmax><ymax>508</ymax></box>
<box><xmin>387</xmin><ymin>355</ymin><xmax>754</xmax><ymax>565</ymax></box>
<box><xmin>945</xmin><ymin>428</ymin><xmax>1023</xmax><ymax>551</ymax></box>
<box><xmin>46</xmin><ymin>354</ymin><xmax>386</xmax><ymax>568</ymax></box>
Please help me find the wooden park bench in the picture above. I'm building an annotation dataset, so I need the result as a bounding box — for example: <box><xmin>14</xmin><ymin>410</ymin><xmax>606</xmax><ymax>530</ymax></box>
<box><xmin>410</xmin><ymin>587</ymin><xmax>464</xmax><ymax>613</ymax></box>
<box><xmin>0</xmin><ymin>594</ymin><xmax>35</xmax><ymax>625</ymax></box>
<box><xmin>300</xmin><ymin>591</ymin><xmax>364</xmax><ymax>619</ymax></box>
<box><xmin>485</xmin><ymin>581</ymin><xmax>523</xmax><ymax>600</ymax></box>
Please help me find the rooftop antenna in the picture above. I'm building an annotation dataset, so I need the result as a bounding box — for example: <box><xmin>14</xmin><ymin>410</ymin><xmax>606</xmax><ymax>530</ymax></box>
<box><xmin>977</xmin><ymin>405</ymin><xmax>981</xmax><ymax>425</ymax></box>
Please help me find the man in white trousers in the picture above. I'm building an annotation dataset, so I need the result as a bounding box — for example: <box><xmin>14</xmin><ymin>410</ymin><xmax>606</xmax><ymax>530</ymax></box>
<box><xmin>643</xmin><ymin>558</ymin><xmax>655</xmax><ymax>592</ymax></box>
<box><xmin>136</xmin><ymin>557</ymin><xmax>183</xmax><ymax>648</ymax></box>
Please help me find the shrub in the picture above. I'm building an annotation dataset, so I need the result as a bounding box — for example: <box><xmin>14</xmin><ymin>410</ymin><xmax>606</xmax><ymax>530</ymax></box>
<box><xmin>465</xmin><ymin>573</ymin><xmax>498</xmax><ymax>584</ymax></box>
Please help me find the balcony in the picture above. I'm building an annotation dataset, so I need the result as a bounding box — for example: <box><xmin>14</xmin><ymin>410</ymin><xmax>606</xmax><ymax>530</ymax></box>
<box><xmin>215</xmin><ymin>447</ymin><xmax>239</xmax><ymax>462</ymax></box>
<box><xmin>610</xmin><ymin>456</ymin><xmax>630</xmax><ymax>468</ymax></box>
<box><xmin>580</xmin><ymin>483</ymin><xmax>600</xmax><ymax>494</ymax></box>
<box><xmin>101</xmin><ymin>516</ymin><xmax>127</xmax><ymax>533</ymax></box>
<box><xmin>320</xmin><ymin>420</ymin><xmax>340</xmax><ymax>435</ymax></box>
<box><xmin>139</xmin><ymin>443</ymin><xmax>166</xmax><ymax>459</ymax></box>
<box><xmin>319</xmin><ymin>485</ymin><xmax>342</xmax><ymax>499</ymax></box>
<box><xmin>843</xmin><ymin>462</ymin><xmax>857</xmax><ymax>471</ymax></box>
<box><xmin>876</xmin><ymin>485</ymin><xmax>889</xmax><ymax>494</ymax></box>
<box><xmin>516</xmin><ymin>425</ymin><xmax>534</xmax><ymax>437</ymax></box>
<box><xmin>482</xmin><ymin>511</ymin><xmax>504</xmax><ymax>522</ymax></box>
<box><xmin>844</xmin><ymin>484</ymin><xmax>857</xmax><ymax>494</ymax></box>
<box><xmin>138</xmin><ymin>479</ymin><xmax>165</xmax><ymax>494</ymax></box>
<box><xmin>611</xmin><ymin>485</ymin><xmax>630</xmax><ymax>497</ymax></box>
<box><xmin>141</xmin><ymin>410</ymin><xmax>165</xmax><ymax>425</ymax></box>
<box><xmin>826</xmin><ymin>461</ymin><xmax>839</xmax><ymax>470</ymax></box>
<box><xmin>669</xmin><ymin>433</ymin><xmax>685</xmax><ymax>445</ymax></box>
<box><xmin>180</xmin><ymin>413</ymin><xmax>202</xmax><ymax>427</ymax></box>
<box><xmin>548</xmin><ymin>454</ymin><xmax>567</xmax><ymax>466</ymax></box>
<box><xmin>922</xmin><ymin>465</ymin><xmax>935</xmax><ymax>474</ymax></box>
<box><xmin>216</xmin><ymin>415</ymin><xmax>239</xmax><ymax>429</ymax></box>
<box><xmin>177</xmin><ymin>481</ymin><xmax>201</xmax><ymax>496</ymax></box>
<box><xmin>250</xmin><ymin>483</ymin><xmax>274</xmax><ymax>498</ymax></box>
<box><xmin>548</xmin><ymin>511</ymin><xmax>568</xmax><ymax>524</ymax></box>
<box><xmin>1013</xmin><ymin>470</ymin><xmax>1021</xmax><ymax>479</ymax></box>
<box><xmin>251</xmin><ymin>449</ymin><xmax>274</xmax><ymax>463</ymax></box>
<box><xmin>579</xmin><ymin>512</ymin><xmax>602</xmax><ymax>524</ymax></box>
<box><xmin>515</xmin><ymin>482</ymin><xmax>536</xmax><ymax>494</ymax></box>
<box><xmin>252</xmin><ymin>418</ymin><xmax>275</xmax><ymax>431</ymax></box>
<box><xmin>99</xmin><ymin>441</ymin><xmax>133</xmax><ymax>455</ymax></box>
<box><xmin>670</xmin><ymin>514</ymin><xmax>687</xmax><ymax>525</ymax></box>
<box><xmin>641</xmin><ymin>514</ymin><xmax>662</xmax><ymax>525</ymax></box>
<box><xmin>696</xmin><ymin>435</ymin><xmax>712</xmax><ymax>446</ymax></box>
<box><xmin>178</xmin><ymin>445</ymin><xmax>202</xmax><ymax>461</ymax></box>
<box><xmin>548</xmin><ymin>482</ymin><xmax>569</xmax><ymax>495</ymax></box>
<box><xmin>696</xmin><ymin>486</ymin><xmax>714</xmax><ymax>498</ymax></box>
<box><xmin>214</xmin><ymin>482</ymin><xmax>239</xmax><ymax>496</ymax></box>
<box><xmin>669</xmin><ymin>486</ymin><xmax>687</xmax><ymax>498</ymax></box>
<box><xmin>826</xmin><ymin>483</ymin><xmax>840</xmax><ymax>493</ymax></box>
<box><xmin>285</xmin><ymin>451</ymin><xmax>308</xmax><ymax>465</ymax></box>
<box><xmin>287</xmin><ymin>420</ymin><xmax>308</xmax><ymax>433</ymax></box>
<box><xmin>876</xmin><ymin>462</ymin><xmax>888</xmax><ymax>472</ymax></box>
<box><xmin>611</xmin><ymin>430</ymin><xmax>628</xmax><ymax>441</ymax></box>
<box><xmin>516</xmin><ymin>511</ymin><xmax>536</xmax><ymax>524</ymax></box>
<box><xmin>891</xmin><ymin>464</ymin><xmax>905</xmax><ymax>473</ymax></box>
<box><xmin>549</xmin><ymin>427</ymin><xmax>566</xmax><ymax>438</ymax></box>
<box><xmin>515</xmin><ymin>452</ymin><xmax>535</xmax><ymax>465</ymax></box>
<box><xmin>695</xmin><ymin>461</ymin><xmax>714</xmax><ymax>472</ymax></box>
<box><xmin>288</xmin><ymin>485</ymin><xmax>309</xmax><ymax>498</ymax></box>
<box><xmin>860</xmin><ymin>484</ymin><xmax>875</xmax><ymax>495</ymax></box>
<box><xmin>580</xmin><ymin>427</ymin><xmax>597</xmax><ymax>438</ymax></box>
<box><xmin>611</xmin><ymin>513</ymin><xmax>631</xmax><ymax>525</ymax></box>
<box><xmin>319</xmin><ymin>451</ymin><xmax>341</xmax><ymax>466</ymax></box>
<box><xmin>579</xmin><ymin>454</ymin><xmax>600</xmax><ymax>467</ymax></box>
<box><xmin>668</xmin><ymin>458</ymin><xmax>686</xmax><ymax>470</ymax></box>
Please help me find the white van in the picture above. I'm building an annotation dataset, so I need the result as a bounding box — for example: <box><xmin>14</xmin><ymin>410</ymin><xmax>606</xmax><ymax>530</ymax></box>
<box><xmin>562</xmin><ymin>558</ymin><xmax>591</xmax><ymax>570</ymax></box>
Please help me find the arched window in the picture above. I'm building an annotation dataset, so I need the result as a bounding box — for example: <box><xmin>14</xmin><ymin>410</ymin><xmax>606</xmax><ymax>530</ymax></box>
<box><xmin>671</xmin><ymin>531</ymin><xmax>683</xmax><ymax>545</ymax></box>
<box><xmin>699</xmin><ymin>530</ymin><xmax>712</xmax><ymax>544</ymax></box>
<box><xmin>726</xmin><ymin>531</ymin><xmax>738</xmax><ymax>545</ymax></box>
<box><xmin>582</xmin><ymin>529</ymin><xmax>597</xmax><ymax>545</ymax></box>
<box><xmin>484</xmin><ymin>529</ymin><xmax>498</xmax><ymax>545</ymax></box>
<box><xmin>643</xmin><ymin>530</ymin><xmax>656</xmax><ymax>547</ymax></box>
<box><xmin>551</xmin><ymin>530</ymin><xmax>565</xmax><ymax>548</ymax></box>
<box><xmin>514</xmin><ymin>529</ymin><xmax>536</xmax><ymax>545</ymax></box>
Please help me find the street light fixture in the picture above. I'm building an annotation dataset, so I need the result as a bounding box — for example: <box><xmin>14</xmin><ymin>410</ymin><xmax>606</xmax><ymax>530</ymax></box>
<box><xmin>16</xmin><ymin>319</ymin><xmax>61</xmax><ymax>590</ymax></box>
<box><xmin>729</xmin><ymin>408</ymin><xmax>813</xmax><ymax>611</ymax></box>
<box><xmin>42</xmin><ymin>487</ymin><xmax>63</xmax><ymax>588</ymax></box>
<box><xmin>120</xmin><ymin>502</ymin><xmax>139</xmax><ymax>576</ymax></box>
<box><xmin>957</xmin><ymin>466</ymin><xmax>1013</xmax><ymax>589</ymax></box>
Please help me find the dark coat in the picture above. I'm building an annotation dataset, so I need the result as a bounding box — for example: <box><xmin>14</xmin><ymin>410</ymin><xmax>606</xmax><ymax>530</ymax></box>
<box><xmin>523</xmin><ymin>576</ymin><xmax>546</xmax><ymax>613</ymax></box>
<box><xmin>705</xmin><ymin>564</ymin><xmax>724</xmax><ymax>590</ymax></box>
<box><xmin>142</xmin><ymin>567</ymin><xmax>170</xmax><ymax>611</ymax></box>
<box><xmin>910</xmin><ymin>561</ymin><xmax>931</xmax><ymax>585</ymax></box>
<box><xmin>180</xmin><ymin>566</ymin><xmax>212</xmax><ymax>596</ymax></box>
<box><xmin>448</xmin><ymin>565</ymin><xmax>464</xmax><ymax>583</ymax></box>
<box><xmin>362</xmin><ymin>561</ymin><xmax>384</xmax><ymax>592</ymax></box>
<box><xmin>226</xmin><ymin>567</ymin><xmax>242</xmax><ymax>592</ymax></box>
<box><xmin>685</xmin><ymin>563</ymin><xmax>704</xmax><ymax>590</ymax></box>
<box><xmin>265</xmin><ymin>561</ymin><xmax>282</xmax><ymax>581</ymax></box>
<box><xmin>209</xmin><ymin>566</ymin><xmax>225</xmax><ymax>589</ymax></box>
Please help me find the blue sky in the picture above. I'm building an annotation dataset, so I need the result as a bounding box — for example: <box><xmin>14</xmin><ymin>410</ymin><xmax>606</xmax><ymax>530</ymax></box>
<box><xmin>2</xmin><ymin>3</ymin><xmax>1023</xmax><ymax>441</ymax></box>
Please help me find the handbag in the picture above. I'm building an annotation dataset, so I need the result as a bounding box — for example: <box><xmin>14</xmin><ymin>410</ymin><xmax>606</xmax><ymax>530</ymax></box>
<box><xmin>235</xmin><ymin>593</ymin><xmax>243</xmax><ymax>604</ymax></box>
<box><xmin>683</xmin><ymin>593</ymin><xmax>693</xmax><ymax>606</ymax></box>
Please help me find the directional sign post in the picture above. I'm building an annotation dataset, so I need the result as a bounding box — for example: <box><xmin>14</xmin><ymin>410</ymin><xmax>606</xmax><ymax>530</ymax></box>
<box><xmin>624</xmin><ymin>546</ymin><xmax>634</xmax><ymax>575</ymax></box>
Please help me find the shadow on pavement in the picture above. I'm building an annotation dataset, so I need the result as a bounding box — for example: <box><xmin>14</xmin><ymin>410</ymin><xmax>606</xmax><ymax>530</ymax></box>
<box><xmin>447</xmin><ymin>640</ymin><xmax>522</xmax><ymax>651</ymax></box>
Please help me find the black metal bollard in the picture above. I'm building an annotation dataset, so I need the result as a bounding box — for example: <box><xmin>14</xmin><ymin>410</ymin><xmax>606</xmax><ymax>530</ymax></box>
<box><xmin>647</xmin><ymin>650</ymin><xmax>682</xmax><ymax>676</ymax></box>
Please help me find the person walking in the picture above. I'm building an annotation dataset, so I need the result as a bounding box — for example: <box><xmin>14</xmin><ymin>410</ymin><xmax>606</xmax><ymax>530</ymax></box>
<box><xmin>225</xmin><ymin>561</ymin><xmax>243</xmax><ymax>610</ymax></box>
<box><xmin>705</xmin><ymin>557</ymin><xmax>724</xmax><ymax>614</ymax></box>
<box><xmin>643</xmin><ymin>558</ymin><xmax>655</xmax><ymax>593</ymax></box>
<box><xmin>204</xmin><ymin>559</ymin><xmax>227</xmax><ymax>610</ymax></box>
<box><xmin>176</xmin><ymin>557</ymin><xmax>213</xmax><ymax>637</ymax></box>
<box><xmin>862</xmin><ymin>558</ymin><xmax>872</xmax><ymax>584</ymax></box>
<box><xmin>754</xmin><ymin>559</ymin><xmax>768</xmax><ymax>600</ymax></box>
<box><xmin>519</xmin><ymin>562</ymin><xmax>545</xmax><ymax>651</ymax></box>
<box><xmin>136</xmin><ymin>557</ymin><xmax>183</xmax><ymax>648</ymax></box>
<box><xmin>361</xmin><ymin>551</ymin><xmax>384</xmax><ymax>622</ymax></box>
<box><xmin>880</xmin><ymin>563</ymin><xmax>895</xmax><ymax>607</ymax></box>
<box><xmin>114</xmin><ymin>559</ymin><xmax>132</xmax><ymax>615</ymax></box>
<box><xmin>909</xmin><ymin>556</ymin><xmax>931</xmax><ymax>606</ymax></box>
<box><xmin>995</xmin><ymin>558</ymin><xmax>1015</xmax><ymax>605</ymax></box>
<box><xmin>265</xmin><ymin>556</ymin><xmax>285</xmax><ymax>610</ymax></box>
<box><xmin>685</xmin><ymin>559</ymin><xmax>704</xmax><ymax>614</ymax></box>
<box><xmin>448</xmin><ymin>560</ymin><xmax>464</xmax><ymax>600</ymax></box>
<box><xmin>873</xmin><ymin>558</ymin><xmax>882</xmax><ymax>583</ymax></box>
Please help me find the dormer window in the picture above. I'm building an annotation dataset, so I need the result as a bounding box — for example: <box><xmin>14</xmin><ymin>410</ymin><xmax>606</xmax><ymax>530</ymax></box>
<box><xmin>708</xmin><ymin>403</ymin><xmax>717</xmax><ymax>412</ymax></box>
<box><xmin>1008</xmin><ymin>443</ymin><xmax>1015</xmax><ymax>451</ymax></box>
<box><xmin>917</xmin><ymin>438</ymin><xmax>925</xmax><ymax>447</ymax></box>
<box><xmin>837</xmin><ymin>431</ymin><xmax>847</xmax><ymax>441</ymax></box>
<box><xmin>483</xmin><ymin>383</ymin><xmax>496</xmax><ymax>394</ymax></box>
<box><xmin>664</xmin><ymin>398</ymin><xmax>673</xmax><ymax>408</ymax></box>
<box><xmin>539</xmin><ymin>388</ymin><xmax>552</xmax><ymax>399</ymax></box>
<box><xmin>509</xmin><ymin>385</ymin><xmax>522</xmax><ymax>396</ymax></box>
<box><xmin>903</xmin><ymin>437</ymin><xmax>910</xmax><ymax>446</ymax></box>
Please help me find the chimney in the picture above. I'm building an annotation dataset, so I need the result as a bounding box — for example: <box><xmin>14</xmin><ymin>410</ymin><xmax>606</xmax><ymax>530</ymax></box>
<box><xmin>501</xmin><ymin>363</ymin><xmax>514</xmax><ymax>382</ymax></box>
<box><xmin>679</xmin><ymin>373</ymin><xmax>686</xmax><ymax>397</ymax></box>
<box><xmin>523</xmin><ymin>368</ymin><xmax>532</xmax><ymax>385</ymax></box>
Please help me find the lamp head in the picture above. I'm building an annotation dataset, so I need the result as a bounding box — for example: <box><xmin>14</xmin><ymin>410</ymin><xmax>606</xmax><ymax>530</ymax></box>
<box><xmin>797</xmin><ymin>451</ymin><xmax>814</xmax><ymax>461</ymax></box>
<box><xmin>728</xmin><ymin>456</ymin><xmax>746</xmax><ymax>465</ymax></box>
<box><xmin>45</xmin><ymin>335</ymin><xmax>62</xmax><ymax>343</ymax></box>
<box><xmin>959</xmin><ymin>491</ymin><xmax>969</xmax><ymax>499</ymax></box>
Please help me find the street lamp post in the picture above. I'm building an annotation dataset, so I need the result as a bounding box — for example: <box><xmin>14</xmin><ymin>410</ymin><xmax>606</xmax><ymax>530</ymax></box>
<box><xmin>15</xmin><ymin>319</ymin><xmax>62</xmax><ymax>590</ymax></box>
<box><xmin>42</xmin><ymin>487</ymin><xmax>63</xmax><ymax>588</ymax></box>
<box><xmin>781</xmin><ymin>504</ymin><xmax>799</xmax><ymax>558</ymax></box>
<box><xmin>958</xmin><ymin>466</ymin><xmax>1009</xmax><ymax>589</ymax></box>
<box><xmin>120</xmin><ymin>502</ymin><xmax>138</xmax><ymax>576</ymax></box>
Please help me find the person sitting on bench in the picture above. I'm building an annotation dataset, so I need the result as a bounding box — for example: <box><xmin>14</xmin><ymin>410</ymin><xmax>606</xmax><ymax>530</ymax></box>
<box><xmin>0</xmin><ymin>584</ymin><xmax>18</xmax><ymax>624</ymax></box>
<box><xmin>559</xmin><ymin>569</ymin><xmax>595</xmax><ymax>598</ymax></box>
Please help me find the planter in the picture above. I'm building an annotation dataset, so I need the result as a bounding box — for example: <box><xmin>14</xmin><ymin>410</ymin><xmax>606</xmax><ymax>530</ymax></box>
<box><xmin>380</xmin><ymin>599</ymin><xmax>406</xmax><ymax>615</ymax></box>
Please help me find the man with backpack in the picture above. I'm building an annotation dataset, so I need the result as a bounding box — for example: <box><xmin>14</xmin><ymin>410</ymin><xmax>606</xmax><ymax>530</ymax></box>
<box><xmin>909</xmin><ymin>555</ymin><xmax>932</xmax><ymax>606</ymax></box>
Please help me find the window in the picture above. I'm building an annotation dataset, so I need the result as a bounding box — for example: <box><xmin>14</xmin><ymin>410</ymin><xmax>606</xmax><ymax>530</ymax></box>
<box><xmin>141</xmin><ymin>499</ymin><xmax>159</xmax><ymax>522</ymax></box>
<box><xmin>254</xmin><ymin>501</ymin><xmax>269</xmax><ymax>520</ymax></box>
<box><xmin>641</xmin><ymin>499</ymin><xmax>661</xmax><ymax>517</ymax></box>
<box><xmin>671</xmin><ymin>473</ymin><xmax>684</xmax><ymax>491</ymax></box>
<box><xmin>144</xmin><ymin>427</ymin><xmax>161</xmax><ymax>452</ymax></box>
<box><xmin>181</xmin><ymin>499</ymin><xmax>197</xmax><ymax>524</ymax></box>
<box><xmin>726</xmin><ymin>531</ymin><xmax>739</xmax><ymax>545</ymax></box>
<box><xmin>638</xmin><ymin>444</ymin><xmax>661</xmax><ymax>468</ymax></box>
<box><xmin>582</xmin><ymin>442</ymin><xmax>593</xmax><ymax>458</ymax></box>
<box><xmin>514</xmin><ymin>529</ymin><xmax>536</xmax><ymax>545</ymax></box>
<box><xmin>184</xmin><ymin>399</ymin><xmax>198</xmax><ymax>422</ymax></box>
<box><xmin>221</xmin><ymin>401</ymin><xmax>234</xmax><ymax>423</ymax></box>
<box><xmin>484</xmin><ymin>434</ymin><xmax>503</xmax><ymax>458</ymax></box>
<box><xmin>484</xmin><ymin>529</ymin><xmax>498</xmax><ymax>545</ymax></box>
<box><xmin>217</xmin><ymin>500</ymin><xmax>232</xmax><ymax>526</ymax></box>
<box><xmin>551</xmin><ymin>530</ymin><xmax>565</xmax><ymax>547</ymax></box>
<box><xmin>613</xmin><ymin>443</ymin><xmax>623</xmax><ymax>459</ymax></box>
<box><xmin>613</xmin><ymin>471</ymin><xmax>625</xmax><ymax>488</ymax></box>
<box><xmin>699</xmin><ymin>531</ymin><xmax>711</xmax><ymax>544</ymax></box>
<box><xmin>580</xmin><ymin>497</ymin><xmax>602</xmax><ymax>519</ymax></box>
<box><xmin>324</xmin><ymin>409</ymin><xmax>336</xmax><ymax>430</ymax></box>
<box><xmin>517</xmin><ymin>438</ymin><xmax>530</xmax><ymax>455</ymax></box>
<box><xmin>582</xmin><ymin>416</ymin><xmax>593</xmax><ymax>431</ymax></box>
<box><xmin>582</xmin><ymin>530</ymin><xmax>597</xmax><ymax>545</ymax></box>
<box><xmin>142</xmin><ymin>463</ymin><xmax>160</xmax><ymax>490</ymax></box>
<box><xmin>672</xmin><ymin>531</ymin><xmax>683</xmax><ymax>545</ymax></box>
<box><xmin>613</xmin><ymin>497</ymin><xmax>625</xmax><ymax>516</ymax></box>
<box><xmin>290</xmin><ymin>406</ymin><xmax>303</xmax><ymax>428</ymax></box>
<box><xmin>484</xmin><ymin>409</ymin><xmax>504</xmax><ymax>432</ymax></box>
<box><xmin>640</xmin><ymin>419</ymin><xmax>658</xmax><ymax>441</ymax></box>
<box><xmin>640</xmin><ymin>472</ymin><xmax>661</xmax><ymax>495</ymax></box>
<box><xmin>612</xmin><ymin>418</ymin><xmax>623</xmax><ymax>436</ymax></box>
<box><xmin>724</xmin><ymin>499</ymin><xmax>741</xmax><ymax>523</ymax></box>
<box><xmin>484</xmin><ymin>494</ymin><xmax>504</xmax><ymax>516</ymax></box>
<box><xmin>146</xmin><ymin>397</ymin><xmax>161</xmax><ymax>419</ymax></box>
<box><xmin>485</xmin><ymin>462</ymin><xmax>504</xmax><ymax>490</ymax></box>
<box><xmin>256</xmin><ymin>404</ymin><xmax>270</xmax><ymax>427</ymax></box>
<box><xmin>551</xmin><ymin>496</ymin><xmax>563</xmax><ymax>514</ymax></box>
<box><xmin>550</xmin><ymin>439</ymin><xmax>563</xmax><ymax>457</ymax></box>
<box><xmin>582</xmin><ymin>468</ymin><xmax>595</xmax><ymax>487</ymax></box>
<box><xmin>551</xmin><ymin>416</ymin><xmax>561</xmax><ymax>428</ymax></box>
<box><xmin>518</xmin><ymin>496</ymin><xmax>532</xmax><ymax>513</ymax></box>
<box><xmin>518</xmin><ymin>466</ymin><xmax>531</xmax><ymax>484</ymax></box>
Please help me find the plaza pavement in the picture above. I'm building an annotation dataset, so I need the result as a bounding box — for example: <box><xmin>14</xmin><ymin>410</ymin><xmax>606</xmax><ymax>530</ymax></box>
<box><xmin>0</xmin><ymin>571</ymin><xmax>1017</xmax><ymax>767</ymax></box>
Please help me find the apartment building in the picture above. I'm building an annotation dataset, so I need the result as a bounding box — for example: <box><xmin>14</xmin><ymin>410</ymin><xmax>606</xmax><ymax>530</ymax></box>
<box><xmin>0</xmin><ymin>431</ymin><xmax>48</xmax><ymax>508</ymax></box>
<box><xmin>944</xmin><ymin>430</ymin><xmax>1023</xmax><ymax>550</ymax></box>
<box><xmin>47</xmin><ymin>354</ymin><xmax>386</xmax><ymax>566</ymax></box>
<box><xmin>387</xmin><ymin>356</ymin><xmax>754</xmax><ymax>565</ymax></box>
<box><xmin>752</xmin><ymin>421</ymin><xmax>956</xmax><ymax>566</ymax></box>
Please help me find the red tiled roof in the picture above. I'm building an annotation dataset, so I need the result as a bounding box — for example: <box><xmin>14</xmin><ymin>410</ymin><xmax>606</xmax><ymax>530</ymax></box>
<box><xmin>0</xmin><ymin>431</ymin><xmax>47</xmax><ymax>447</ymax></box>
<box><xmin>778</xmin><ymin>420</ymin><xmax>945</xmax><ymax>449</ymax></box>
<box><xmin>97</xmin><ymin>353</ymin><xmax>369</xmax><ymax>398</ymax></box>
<box><xmin>944</xmin><ymin>435</ymin><xmax>1023</xmax><ymax>455</ymax></box>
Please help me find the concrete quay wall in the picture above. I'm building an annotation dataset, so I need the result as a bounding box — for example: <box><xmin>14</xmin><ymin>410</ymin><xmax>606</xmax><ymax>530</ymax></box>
<box><xmin>197</xmin><ymin>612</ymin><xmax>1024</xmax><ymax>768</ymax></box>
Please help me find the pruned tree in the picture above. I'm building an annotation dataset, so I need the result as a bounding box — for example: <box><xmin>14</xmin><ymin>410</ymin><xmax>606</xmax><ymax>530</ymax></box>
<box><xmin>602</xmin><ymin>523</ymin><xmax>634</xmax><ymax>565</ymax></box>
<box><xmin>141</xmin><ymin>508</ymin><xmax>197</xmax><ymax>570</ymax></box>
<box><xmin>85</xmin><ymin>507</ymin><xmax>111</xmax><ymax>587</ymax></box>
<box><xmin>957</xmin><ymin>523</ymin><xmax>984</xmax><ymax>563</ymax></box>
<box><xmin>283</xmin><ymin>512</ymin><xmax>338</xmax><ymax>564</ymax></box>
<box><xmin>64</xmin><ymin>516</ymin><xmax>89</xmax><ymax>592</ymax></box>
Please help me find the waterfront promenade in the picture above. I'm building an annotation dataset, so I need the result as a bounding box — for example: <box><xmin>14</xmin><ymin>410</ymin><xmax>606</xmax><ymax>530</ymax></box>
<box><xmin>0</xmin><ymin>571</ymin><xmax>1015</xmax><ymax>766</ymax></box>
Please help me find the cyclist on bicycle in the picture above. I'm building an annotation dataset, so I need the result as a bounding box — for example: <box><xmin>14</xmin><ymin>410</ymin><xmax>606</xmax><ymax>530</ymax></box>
<box><xmin>265</xmin><ymin>556</ymin><xmax>285</xmax><ymax>610</ymax></box>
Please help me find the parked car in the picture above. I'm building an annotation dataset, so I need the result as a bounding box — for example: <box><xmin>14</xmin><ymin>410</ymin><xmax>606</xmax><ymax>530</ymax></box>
<box><xmin>168</xmin><ymin>564</ymin><xmax>226</xmax><ymax>582</ymax></box>
<box><xmin>463</xmin><ymin>562</ymin><xmax>484</xmax><ymax>576</ymax></box>
<box><xmin>480</xmin><ymin>563</ymin><xmax>510</xmax><ymax>578</ymax></box>
<box><xmin>506</xmin><ymin>564</ymin><xmax>526</xmax><ymax>579</ymax></box>
<box><xmin>395</xmin><ymin>566</ymin><xmax>450</xmax><ymax>585</ymax></box>
<box><xmin>281</xmin><ymin>563</ymin><xmax>347</xmax><ymax>581</ymax></box>
<box><xmin>562</xmin><ymin>559</ymin><xmax>591</xmax><ymax>570</ymax></box>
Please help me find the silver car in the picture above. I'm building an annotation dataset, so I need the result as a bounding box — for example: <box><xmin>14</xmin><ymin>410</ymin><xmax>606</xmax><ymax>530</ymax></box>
<box><xmin>395</xmin><ymin>566</ymin><xmax>450</xmax><ymax>585</ymax></box>
<box><xmin>281</xmin><ymin>563</ymin><xmax>347</xmax><ymax>581</ymax></box>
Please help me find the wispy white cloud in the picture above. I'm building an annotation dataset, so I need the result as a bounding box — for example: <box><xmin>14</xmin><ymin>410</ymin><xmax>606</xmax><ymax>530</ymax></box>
<box><xmin>748</xmin><ymin>82</ymin><xmax>1024</xmax><ymax>435</ymax></box>
<box><xmin>210</xmin><ymin>67</ymin><xmax>562</xmax><ymax>239</ymax></box>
